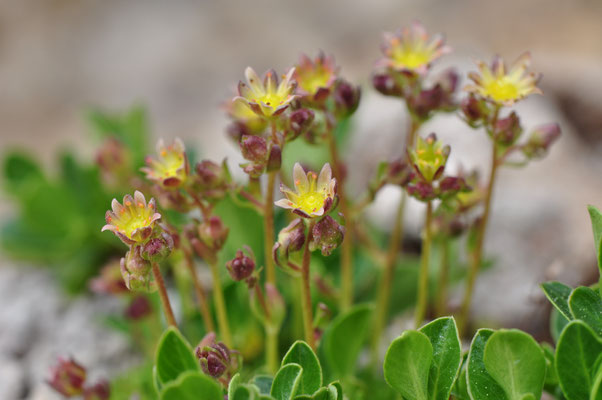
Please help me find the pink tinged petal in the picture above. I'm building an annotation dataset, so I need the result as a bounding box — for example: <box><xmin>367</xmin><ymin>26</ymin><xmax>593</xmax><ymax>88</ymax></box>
<box><xmin>101</xmin><ymin>223</ymin><xmax>116</xmax><ymax>233</ymax></box>
<box><xmin>275</xmin><ymin>198</ymin><xmax>295</xmax><ymax>210</ymax></box>
<box><xmin>310</xmin><ymin>207</ymin><xmax>325</xmax><ymax>217</ymax></box>
<box><xmin>293</xmin><ymin>208</ymin><xmax>311</xmax><ymax>218</ymax></box>
<box><xmin>155</xmin><ymin>138</ymin><xmax>166</xmax><ymax>155</ymax></box>
<box><xmin>238</xmin><ymin>81</ymin><xmax>254</xmax><ymax>98</ymax></box>
<box><xmin>117</xmin><ymin>232</ymin><xmax>136</xmax><ymax>246</ymax></box>
<box><xmin>279</xmin><ymin>184</ymin><xmax>300</xmax><ymax>201</ymax></box>
<box><xmin>272</xmin><ymin>104</ymin><xmax>290</xmax><ymax>116</ymax></box>
<box><xmin>244</xmin><ymin>67</ymin><xmax>265</xmax><ymax>94</ymax></box>
<box><xmin>264</xmin><ymin>69</ymin><xmax>279</xmax><ymax>93</ymax></box>
<box><xmin>322</xmin><ymin>196</ymin><xmax>333</xmax><ymax>214</ymax></box>
<box><xmin>134</xmin><ymin>191</ymin><xmax>147</xmax><ymax>207</ymax></box>
<box><xmin>317</xmin><ymin>163</ymin><xmax>332</xmax><ymax>191</ymax></box>
<box><xmin>150</xmin><ymin>212</ymin><xmax>162</xmax><ymax>224</ymax></box>
<box><xmin>111</xmin><ymin>198</ymin><xmax>124</xmax><ymax>215</ymax></box>
<box><xmin>293</xmin><ymin>163</ymin><xmax>309</xmax><ymax>193</ymax></box>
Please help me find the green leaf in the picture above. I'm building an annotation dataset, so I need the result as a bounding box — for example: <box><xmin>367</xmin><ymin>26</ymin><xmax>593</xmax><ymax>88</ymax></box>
<box><xmin>541</xmin><ymin>343</ymin><xmax>558</xmax><ymax>387</ymax></box>
<box><xmin>466</xmin><ymin>329</ymin><xmax>506</xmax><ymax>400</ymax></box>
<box><xmin>229</xmin><ymin>373</ymin><xmax>242</xmax><ymax>400</ymax></box>
<box><xmin>293</xmin><ymin>386</ymin><xmax>338</xmax><ymax>400</ymax></box>
<box><xmin>2</xmin><ymin>152</ymin><xmax>45</xmax><ymax>197</ymax></box>
<box><xmin>419</xmin><ymin>317</ymin><xmax>462</xmax><ymax>400</ymax></box>
<box><xmin>155</xmin><ymin>328</ymin><xmax>199</xmax><ymax>385</ymax></box>
<box><xmin>232</xmin><ymin>385</ymin><xmax>258</xmax><ymax>400</ymax></box>
<box><xmin>550</xmin><ymin>307</ymin><xmax>570</xmax><ymax>343</ymax></box>
<box><xmin>591</xmin><ymin>362</ymin><xmax>602</xmax><ymax>400</ymax></box>
<box><xmin>321</xmin><ymin>303</ymin><xmax>373</xmax><ymax>377</ymax></box>
<box><xmin>541</xmin><ymin>281</ymin><xmax>574</xmax><ymax>320</ymax></box>
<box><xmin>383</xmin><ymin>330</ymin><xmax>433</xmax><ymax>400</ymax></box>
<box><xmin>588</xmin><ymin>205</ymin><xmax>602</xmax><ymax>276</ymax></box>
<box><xmin>556</xmin><ymin>320</ymin><xmax>602</xmax><ymax>400</ymax></box>
<box><xmin>271</xmin><ymin>363</ymin><xmax>303</xmax><ymax>400</ymax></box>
<box><xmin>569</xmin><ymin>286</ymin><xmax>602</xmax><ymax>336</ymax></box>
<box><xmin>450</xmin><ymin>354</ymin><xmax>469</xmax><ymax>400</ymax></box>
<box><xmin>483</xmin><ymin>330</ymin><xmax>546</xmax><ymax>400</ymax></box>
<box><xmin>160</xmin><ymin>371</ymin><xmax>223</xmax><ymax>400</ymax></box>
<box><xmin>252</xmin><ymin>375</ymin><xmax>274</xmax><ymax>395</ymax></box>
<box><xmin>282</xmin><ymin>341</ymin><xmax>322</xmax><ymax>395</ymax></box>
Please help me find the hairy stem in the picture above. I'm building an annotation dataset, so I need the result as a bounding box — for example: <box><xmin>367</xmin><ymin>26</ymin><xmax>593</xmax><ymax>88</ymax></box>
<box><xmin>264</xmin><ymin>171</ymin><xmax>277</xmax><ymax>285</ymax></box>
<box><xmin>326</xmin><ymin>130</ymin><xmax>353</xmax><ymax>310</ymax></box>
<box><xmin>415</xmin><ymin>200</ymin><xmax>433</xmax><ymax>328</ymax></box>
<box><xmin>151</xmin><ymin>262</ymin><xmax>177</xmax><ymax>328</ymax></box>
<box><xmin>435</xmin><ymin>237</ymin><xmax>451</xmax><ymax>317</ymax></box>
<box><xmin>301</xmin><ymin>220</ymin><xmax>316</xmax><ymax>349</ymax></box>
<box><xmin>182</xmin><ymin>247</ymin><xmax>215</xmax><ymax>333</ymax></box>
<box><xmin>208</xmin><ymin>260</ymin><xmax>233</xmax><ymax>346</ymax></box>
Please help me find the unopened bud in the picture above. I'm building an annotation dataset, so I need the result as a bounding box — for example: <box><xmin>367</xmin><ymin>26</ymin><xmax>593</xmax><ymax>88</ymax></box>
<box><xmin>522</xmin><ymin>123</ymin><xmax>561</xmax><ymax>159</ymax></box>
<box><xmin>387</xmin><ymin>159</ymin><xmax>413</xmax><ymax>186</ymax></box>
<box><xmin>47</xmin><ymin>357</ymin><xmax>87</xmax><ymax>397</ymax></box>
<box><xmin>240</xmin><ymin>135</ymin><xmax>268</xmax><ymax>163</ymax></box>
<box><xmin>409</xmin><ymin>85</ymin><xmax>444</xmax><ymax>120</ymax></box>
<box><xmin>195</xmin><ymin>333</ymin><xmax>239</xmax><ymax>380</ymax></box>
<box><xmin>438</xmin><ymin>176</ymin><xmax>470</xmax><ymax>198</ymax></box>
<box><xmin>120</xmin><ymin>246</ymin><xmax>154</xmax><ymax>292</ymax></box>
<box><xmin>274</xmin><ymin>219</ymin><xmax>306</xmax><ymax>266</ymax></box>
<box><xmin>199</xmin><ymin>216</ymin><xmax>229</xmax><ymax>252</ymax></box>
<box><xmin>333</xmin><ymin>80</ymin><xmax>361</xmax><ymax>118</ymax></box>
<box><xmin>288</xmin><ymin>108</ymin><xmax>315</xmax><ymax>140</ymax></box>
<box><xmin>372</xmin><ymin>73</ymin><xmax>403</xmax><ymax>97</ymax></box>
<box><xmin>266</xmin><ymin>144</ymin><xmax>282</xmax><ymax>172</ymax></box>
<box><xmin>461</xmin><ymin>94</ymin><xmax>489</xmax><ymax>125</ymax></box>
<box><xmin>226</xmin><ymin>250</ymin><xmax>256</xmax><ymax>281</ymax></box>
<box><xmin>141</xmin><ymin>232</ymin><xmax>174</xmax><ymax>262</ymax></box>
<box><xmin>493</xmin><ymin>111</ymin><xmax>522</xmax><ymax>146</ymax></box>
<box><xmin>83</xmin><ymin>380</ymin><xmax>110</xmax><ymax>400</ymax></box>
<box><xmin>406</xmin><ymin>181</ymin><xmax>436</xmax><ymax>201</ymax></box>
<box><xmin>310</xmin><ymin>216</ymin><xmax>345</xmax><ymax>256</ymax></box>
<box><xmin>195</xmin><ymin>160</ymin><xmax>229</xmax><ymax>192</ymax></box>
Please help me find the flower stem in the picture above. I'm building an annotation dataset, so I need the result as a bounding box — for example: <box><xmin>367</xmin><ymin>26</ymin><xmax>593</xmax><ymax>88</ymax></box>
<box><xmin>326</xmin><ymin>130</ymin><xmax>353</xmax><ymax>311</ymax></box>
<box><xmin>415</xmin><ymin>200</ymin><xmax>433</xmax><ymax>328</ymax></box>
<box><xmin>151</xmin><ymin>262</ymin><xmax>177</xmax><ymax>328</ymax></box>
<box><xmin>264</xmin><ymin>171</ymin><xmax>277</xmax><ymax>285</ymax></box>
<box><xmin>435</xmin><ymin>237</ymin><xmax>451</xmax><ymax>317</ymax></box>
<box><xmin>182</xmin><ymin>247</ymin><xmax>215</xmax><ymax>333</ymax></box>
<box><xmin>253</xmin><ymin>283</ymin><xmax>278</xmax><ymax>373</ymax></box>
<box><xmin>370</xmin><ymin>118</ymin><xmax>418</xmax><ymax>363</ymax></box>
<box><xmin>458</xmin><ymin>138</ymin><xmax>499</xmax><ymax>335</ymax></box>
<box><xmin>208</xmin><ymin>260</ymin><xmax>233</xmax><ymax>346</ymax></box>
<box><xmin>301</xmin><ymin>220</ymin><xmax>316</xmax><ymax>349</ymax></box>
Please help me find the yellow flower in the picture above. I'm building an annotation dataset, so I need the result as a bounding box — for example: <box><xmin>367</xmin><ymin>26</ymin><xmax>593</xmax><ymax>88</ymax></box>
<box><xmin>141</xmin><ymin>138</ymin><xmax>189</xmax><ymax>188</ymax></box>
<box><xmin>380</xmin><ymin>22</ymin><xmax>450</xmax><ymax>74</ymax></box>
<box><xmin>233</xmin><ymin>67</ymin><xmax>298</xmax><ymax>119</ymax></box>
<box><xmin>102</xmin><ymin>191</ymin><xmax>161</xmax><ymax>245</ymax></box>
<box><xmin>293</xmin><ymin>52</ymin><xmax>339</xmax><ymax>100</ymax></box>
<box><xmin>408</xmin><ymin>133</ymin><xmax>450</xmax><ymax>182</ymax></box>
<box><xmin>465</xmin><ymin>52</ymin><xmax>542</xmax><ymax>106</ymax></box>
<box><xmin>275</xmin><ymin>163</ymin><xmax>336</xmax><ymax>218</ymax></box>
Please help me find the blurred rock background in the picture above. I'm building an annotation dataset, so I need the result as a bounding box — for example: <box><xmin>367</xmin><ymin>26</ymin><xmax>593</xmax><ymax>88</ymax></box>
<box><xmin>0</xmin><ymin>0</ymin><xmax>601</xmax><ymax>398</ymax></box>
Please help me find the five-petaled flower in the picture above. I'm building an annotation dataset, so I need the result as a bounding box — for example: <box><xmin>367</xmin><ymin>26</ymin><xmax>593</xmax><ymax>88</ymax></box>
<box><xmin>379</xmin><ymin>21</ymin><xmax>450</xmax><ymax>75</ymax></box>
<box><xmin>102</xmin><ymin>191</ymin><xmax>161</xmax><ymax>245</ymax></box>
<box><xmin>141</xmin><ymin>138</ymin><xmax>189</xmax><ymax>188</ymax></box>
<box><xmin>408</xmin><ymin>133</ymin><xmax>450</xmax><ymax>182</ymax></box>
<box><xmin>293</xmin><ymin>52</ymin><xmax>339</xmax><ymax>102</ymax></box>
<box><xmin>233</xmin><ymin>67</ymin><xmax>298</xmax><ymax>119</ymax></box>
<box><xmin>275</xmin><ymin>163</ymin><xmax>336</xmax><ymax>218</ymax></box>
<box><xmin>465</xmin><ymin>52</ymin><xmax>542</xmax><ymax>106</ymax></box>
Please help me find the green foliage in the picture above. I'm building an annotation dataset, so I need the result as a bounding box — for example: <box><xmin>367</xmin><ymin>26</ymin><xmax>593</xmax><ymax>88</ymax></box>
<box><xmin>160</xmin><ymin>371</ymin><xmax>222</xmax><ymax>400</ymax></box>
<box><xmin>155</xmin><ymin>327</ymin><xmax>199</xmax><ymax>386</ymax></box>
<box><xmin>271</xmin><ymin>363</ymin><xmax>303</xmax><ymax>400</ymax></box>
<box><xmin>542</xmin><ymin>281</ymin><xmax>573</xmax><ymax>320</ymax></box>
<box><xmin>569</xmin><ymin>286</ymin><xmax>602</xmax><ymax>336</ymax></box>
<box><xmin>282</xmin><ymin>341</ymin><xmax>323</xmax><ymax>395</ymax></box>
<box><xmin>320</xmin><ymin>303</ymin><xmax>373</xmax><ymax>378</ymax></box>
<box><xmin>466</xmin><ymin>329</ymin><xmax>506</xmax><ymax>400</ymax></box>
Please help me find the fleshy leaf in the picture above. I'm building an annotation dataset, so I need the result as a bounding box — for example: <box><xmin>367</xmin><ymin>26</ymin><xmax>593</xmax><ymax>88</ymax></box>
<box><xmin>271</xmin><ymin>363</ymin><xmax>303</xmax><ymax>400</ymax></box>
<box><xmin>568</xmin><ymin>286</ymin><xmax>602</xmax><ymax>337</ymax></box>
<box><xmin>383</xmin><ymin>330</ymin><xmax>433</xmax><ymax>400</ymax></box>
<box><xmin>282</xmin><ymin>341</ymin><xmax>322</xmax><ymax>395</ymax></box>
<box><xmin>556</xmin><ymin>320</ymin><xmax>602</xmax><ymax>400</ymax></box>
<box><xmin>587</xmin><ymin>205</ymin><xmax>602</xmax><ymax>277</ymax></box>
<box><xmin>483</xmin><ymin>330</ymin><xmax>546</xmax><ymax>400</ymax></box>
<box><xmin>155</xmin><ymin>328</ymin><xmax>199</xmax><ymax>385</ymax></box>
<box><xmin>419</xmin><ymin>317</ymin><xmax>462</xmax><ymax>400</ymax></box>
<box><xmin>541</xmin><ymin>281</ymin><xmax>573</xmax><ymax>320</ymax></box>
<box><xmin>160</xmin><ymin>371</ymin><xmax>222</xmax><ymax>400</ymax></box>
<box><xmin>466</xmin><ymin>329</ymin><xmax>506</xmax><ymax>400</ymax></box>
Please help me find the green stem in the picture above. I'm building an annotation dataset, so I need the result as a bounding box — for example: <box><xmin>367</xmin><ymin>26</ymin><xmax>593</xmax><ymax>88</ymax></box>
<box><xmin>301</xmin><ymin>220</ymin><xmax>316</xmax><ymax>350</ymax></box>
<box><xmin>264</xmin><ymin>171</ymin><xmax>277</xmax><ymax>285</ymax></box>
<box><xmin>326</xmin><ymin>128</ymin><xmax>353</xmax><ymax>310</ymax></box>
<box><xmin>182</xmin><ymin>247</ymin><xmax>216</xmax><ymax>333</ymax></box>
<box><xmin>458</xmin><ymin>106</ymin><xmax>501</xmax><ymax>335</ymax></box>
<box><xmin>151</xmin><ymin>262</ymin><xmax>177</xmax><ymax>328</ymax></box>
<box><xmin>415</xmin><ymin>200</ymin><xmax>433</xmax><ymax>328</ymax></box>
<box><xmin>370</xmin><ymin>118</ymin><xmax>418</xmax><ymax>363</ymax></box>
<box><xmin>208</xmin><ymin>260</ymin><xmax>233</xmax><ymax>346</ymax></box>
<box><xmin>435</xmin><ymin>237</ymin><xmax>451</xmax><ymax>317</ymax></box>
<box><xmin>254</xmin><ymin>283</ymin><xmax>278</xmax><ymax>373</ymax></box>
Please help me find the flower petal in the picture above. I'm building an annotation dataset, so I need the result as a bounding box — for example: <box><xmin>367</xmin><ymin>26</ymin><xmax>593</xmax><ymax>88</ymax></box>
<box><xmin>275</xmin><ymin>198</ymin><xmax>295</xmax><ymax>210</ymax></box>
<box><xmin>317</xmin><ymin>163</ymin><xmax>333</xmax><ymax>192</ymax></box>
<box><xmin>293</xmin><ymin>163</ymin><xmax>309</xmax><ymax>193</ymax></box>
<box><xmin>244</xmin><ymin>67</ymin><xmax>264</xmax><ymax>95</ymax></box>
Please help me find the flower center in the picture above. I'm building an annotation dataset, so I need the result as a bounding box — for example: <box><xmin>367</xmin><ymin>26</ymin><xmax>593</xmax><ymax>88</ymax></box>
<box><xmin>298</xmin><ymin>191</ymin><xmax>326</xmax><ymax>214</ymax></box>
<box><xmin>298</xmin><ymin>69</ymin><xmax>331</xmax><ymax>95</ymax></box>
<box><xmin>156</xmin><ymin>154</ymin><xmax>184</xmax><ymax>179</ymax></box>
<box><xmin>484</xmin><ymin>77</ymin><xmax>520</xmax><ymax>102</ymax></box>
<box><xmin>391</xmin><ymin>48</ymin><xmax>431</xmax><ymax>69</ymax></box>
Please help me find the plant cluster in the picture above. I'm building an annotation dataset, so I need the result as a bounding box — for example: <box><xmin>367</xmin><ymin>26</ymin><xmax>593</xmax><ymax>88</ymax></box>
<box><xmin>4</xmin><ymin>21</ymin><xmax>594</xmax><ymax>400</ymax></box>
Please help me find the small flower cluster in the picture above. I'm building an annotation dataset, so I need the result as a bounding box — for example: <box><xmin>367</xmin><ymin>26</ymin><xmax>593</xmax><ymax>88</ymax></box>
<box><xmin>47</xmin><ymin>357</ymin><xmax>110</xmax><ymax>400</ymax></box>
<box><xmin>195</xmin><ymin>333</ymin><xmax>241</xmax><ymax>386</ymax></box>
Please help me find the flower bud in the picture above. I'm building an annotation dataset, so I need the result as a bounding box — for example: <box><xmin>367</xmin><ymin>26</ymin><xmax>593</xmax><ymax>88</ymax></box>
<box><xmin>195</xmin><ymin>160</ymin><xmax>229</xmax><ymax>195</ymax></box>
<box><xmin>406</xmin><ymin>181</ymin><xmax>436</xmax><ymax>201</ymax></box>
<box><xmin>438</xmin><ymin>176</ymin><xmax>470</xmax><ymax>198</ymax></box>
<box><xmin>226</xmin><ymin>250</ymin><xmax>256</xmax><ymax>281</ymax></box>
<box><xmin>493</xmin><ymin>111</ymin><xmax>522</xmax><ymax>146</ymax></box>
<box><xmin>120</xmin><ymin>246</ymin><xmax>154</xmax><ymax>292</ymax></box>
<box><xmin>372</xmin><ymin>72</ymin><xmax>403</xmax><ymax>97</ymax></box>
<box><xmin>461</xmin><ymin>94</ymin><xmax>489</xmax><ymax>126</ymax></box>
<box><xmin>409</xmin><ymin>85</ymin><xmax>444</xmax><ymax>120</ymax></box>
<box><xmin>83</xmin><ymin>380</ymin><xmax>110</xmax><ymax>400</ymax></box>
<box><xmin>310</xmin><ymin>216</ymin><xmax>345</xmax><ymax>256</ymax></box>
<box><xmin>199</xmin><ymin>216</ymin><xmax>229</xmax><ymax>252</ymax></box>
<box><xmin>47</xmin><ymin>357</ymin><xmax>87</xmax><ymax>397</ymax></box>
<box><xmin>195</xmin><ymin>333</ymin><xmax>239</xmax><ymax>380</ymax></box>
<box><xmin>288</xmin><ymin>108</ymin><xmax>315</xmax><ymax>141</ymax></box>
<box><xmin>333</xmin><ymin>80</ymin><xmax>361</xmax><ymax>118</ymax></box>
<box><xmin>141</xmin><ymin>232</ymin><xmax>174</xmax><ymax>262</ymax></box>
<box><xmin>522</xmin><ymin>123</ymin><xmax>561</xmax><ymax>159</ymax></box>
<box><xmin>266</xmin><ymin>144</ymin><xmax>282</xmax><ymax>172</ymax></box>
<box><xmin>240</xmin><ymin>135</ymin><xmax>268</xmax><ymax>163</ymax></box>
<box><xmin>274</xmin><ymin>219</ymin><xmax>306</xmax><ymax>266</ymax></box>
<box><xmin>124</xmin><ymin>295</ymin><xmax>152</xmax><ymax>321</ymax></box>
<box><xmin>387</xmin><ymin>159</ymin><xmax>413</xmax><ymax>186</ymax></box>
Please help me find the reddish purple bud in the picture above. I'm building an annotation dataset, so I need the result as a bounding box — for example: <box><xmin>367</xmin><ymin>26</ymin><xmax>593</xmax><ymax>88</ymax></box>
<box><xmin>124</xmin><ymin>295</ymin><xmax>152</xmax><ymax>320</ymax></box>
<box><xmin>372</xmin><ymin>73</ymin><xmax>403</xmax><ymax>97</ymax></box>
<box><xmin>266</xmin><ymin>144</ymin><xmax>282</xmax><ymax>172</ymax></box>
<box><xmin>409</xmin><ymin>85</ymin><xmax>445</xmax><ymax>120</ymax></box>
<box><xmin>461</xmin><ymin>94</ymin><xmax>489</xmax><ymax>125</ymax></box>
<box><xmin>141</xmin><ymin>232</ymin><xmax>174</xmax><ymax>262</ymax></box>
<box><xmin>406</xmin><ymin>181</ymin><xmax>436</xmax><ymax>201</ymax></box>
<box><xmin>240</xmin><ymin>135</ymin><xmax>268</xmax><ymax>163</ymax></box>
<box><xmin>226</xmin><ymin>250</ymin><xmax>256</xmax><ymax>281</ymax></box>
<box><xmin>438</xmin><ymin>176</ymin><xmax>470</xmax><ymax>198</ymax></box>
<box><xmin>83</xmin><ymin>380</ymin><xmax>110</xmax><ymax>400</ymax></box>
<box><xmin>195</xmin><ymin>333</ymin><xmax>239</xmax><ymax>380</ymax></box>
<box><xmin>333</xmin><ymin>80</ymin><xmax>361</xmax><ymax>118</ymax></box>
<box><xmin>288</xmin><ymin>108</ymin><xmax>315</xmax><ymax>140</ymax></box>
<box><xmin>47</xmin><ymin>357</ymin><xmax>87</xmax><ymax>397</ymax></box>
<box><xmin>195</xmin><ymin>160</ymin><xmax>228</xmax><ymax>191</ymax></box>
<box><xmin>199</xmin><ymin>216</ymin><xmax>229</xmax><ymax>252</ymax></box>
<box><xmin>493</xmin><ymin>111</ymin><xmax>522</xmax><ymax>145</ymax></box>
<box><xmin>522</xmin><ymin>123</ymin><xmax>561</xmax><ymax>159</ymax></box>
<box><xmin>310</xmin><ymin>216</ymin><xmax>345</xmax><ymax>256</ymax></box>
<box><xmin>387</xmin><ymin>159</ymin><xmax>413</xmax><ymax>186</ymax></box>
<box><xmin>120</xmin><ymin>246</ymin><xmax>154</xmax><ymax>292</ymax></box>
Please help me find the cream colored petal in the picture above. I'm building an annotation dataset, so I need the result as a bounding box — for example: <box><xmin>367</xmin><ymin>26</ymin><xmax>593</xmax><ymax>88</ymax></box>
<box><xmin>293</xmin><ymin>163</ymin><xmax>309</xmax><ymax>193</ymax></box>
<box><xmin>245</xmin><ymin>67</ymin><xmax>265</xmax><ymax>95</ymax></box>
<box><xmin>274</xmin><ymin>198</ymin><xmax>295</xmax><ymax>210</ymax></box>
<box><xmin>317</xmin><ymin>163</ymin><xmax>332</xmax><ymax>192</ymax></box>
